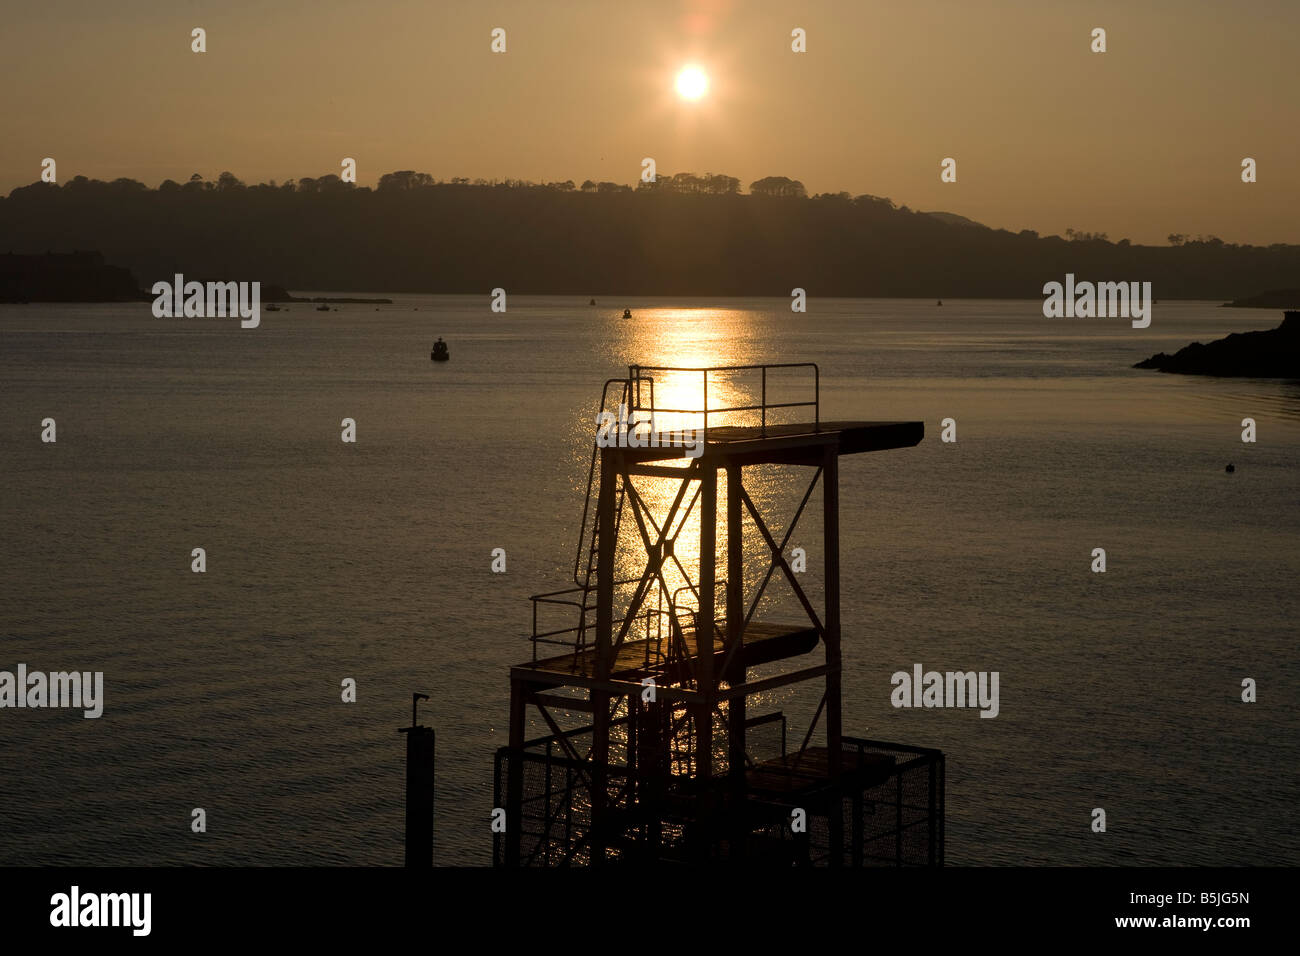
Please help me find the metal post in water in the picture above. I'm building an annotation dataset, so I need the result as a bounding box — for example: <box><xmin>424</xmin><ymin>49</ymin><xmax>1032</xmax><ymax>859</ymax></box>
<box><xmin>400</xmin><ymin>692</ymin><xmax>435</xmax><ymax>867</ymax></box>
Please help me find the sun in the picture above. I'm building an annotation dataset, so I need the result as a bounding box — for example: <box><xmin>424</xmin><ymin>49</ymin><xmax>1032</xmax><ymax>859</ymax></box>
<box><xmin>675</xmin><ymin>66</ymin><xmax>709</xmax><ymax>101</ymax></box>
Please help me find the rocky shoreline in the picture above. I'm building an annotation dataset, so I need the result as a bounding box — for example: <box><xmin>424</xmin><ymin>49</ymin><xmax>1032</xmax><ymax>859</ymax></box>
<box><xmin>1134</xmin><ymin>310</ymin><xmax>1300</xmax><ymax>377</ymax></box>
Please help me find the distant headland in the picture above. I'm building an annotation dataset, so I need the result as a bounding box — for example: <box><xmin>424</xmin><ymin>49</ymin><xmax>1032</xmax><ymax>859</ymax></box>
<box><xmin>0</xmin><ymin>251</ymin><xmax>143</xmax><ymax>303</ymax></box>
<box><xmin>1133</xmin><ymin>311</ymin><xmax>1300</xmax><ymax>378</ymax></box>
<box><xmin>0</xmin><ymin>252</ymin><xmax>390</xmax><ymax>305</ymax></box>
<box><xmin>1223</xmin><ymin>289</ymin><xmax>1300</xmax><ymax>309</ymax></box>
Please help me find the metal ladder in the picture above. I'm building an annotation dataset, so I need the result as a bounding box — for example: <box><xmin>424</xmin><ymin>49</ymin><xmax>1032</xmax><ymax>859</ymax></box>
<box><xmin>569</xmin><ymin>377</ymin><xmax>635</xmax><ymax>654</ymax></box>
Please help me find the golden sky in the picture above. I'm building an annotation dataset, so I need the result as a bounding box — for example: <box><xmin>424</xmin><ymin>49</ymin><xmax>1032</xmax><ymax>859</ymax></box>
<box><xmin>1</xmin><ymin>0</ymin><xmax>1295</xmax><ymax>244</ymax></box>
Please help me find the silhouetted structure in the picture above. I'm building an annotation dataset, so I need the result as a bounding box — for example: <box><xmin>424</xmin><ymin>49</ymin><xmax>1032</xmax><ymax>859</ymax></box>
<box><xmin>495</xmin><ymin>364</ymin><xmax>944</xmax><ymax>865</ymax></box>
<box><xmin>400</xmin><ymin>693</ymin><xmax>435</xmax><ymax>867</ymax></box>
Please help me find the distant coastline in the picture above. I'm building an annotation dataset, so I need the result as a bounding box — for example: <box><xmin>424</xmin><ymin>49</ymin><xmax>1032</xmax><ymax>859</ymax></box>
<box><xmin>1223</xmin><ymin>289</ymin><xmax>1300</xmax><ymax>309</ymax></box>
<box><xmin>2</xmin><ymin>173</ymin><xmax>1297</xmax><ymax>298</ymax></box>
<box><xmin>1134</xmin><ymin>310</ymin><xmax>1300</xmax><ymax>378</ymax></box>
<box><xmin>0</xmin><ymin>251</ymin><xmax>143</xmax><ymax>303</ymax></box>
<box><xmin>0</xmin><ymin>254</ymin><xmax>391</xmax><ymax>305</ymax></box>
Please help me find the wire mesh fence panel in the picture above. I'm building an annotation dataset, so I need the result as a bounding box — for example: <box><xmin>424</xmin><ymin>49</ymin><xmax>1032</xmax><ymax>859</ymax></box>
<box><xmin>495</xmin><ymin>734</ymin><xmax>943</xmax><ymax>866</ymax></box>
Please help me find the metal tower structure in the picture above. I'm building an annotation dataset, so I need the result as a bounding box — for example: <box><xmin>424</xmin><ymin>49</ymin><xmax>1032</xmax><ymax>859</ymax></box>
<box><xmin>496</xmin><ymin>364</ymin><xmax>943</xmax><ymax>866</ymax></box>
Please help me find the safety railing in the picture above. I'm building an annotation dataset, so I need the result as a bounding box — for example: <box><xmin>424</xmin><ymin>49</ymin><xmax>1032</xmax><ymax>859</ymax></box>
<box><xmin>627</xmin><ymin>363</ymin><xmax>820</xmax><ymax>441</ymax></box>
<box><xmin>530</xmin><ymin>582</ymin><xmax>674</xmax><ymax>668</ymax></box>
<box><xmin>669</xmin><ymin>580</ymin><xmax>728</xmax><ymax>648</ymax></box>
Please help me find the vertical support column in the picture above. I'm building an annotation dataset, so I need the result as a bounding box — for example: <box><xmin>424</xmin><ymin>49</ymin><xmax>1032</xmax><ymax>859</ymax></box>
<box><xmin>402</xmin><ymin>724</ymin><xmax>435</xmax><ymax>867</ymax></box>
<box><xmin>823</xmin><ymin>444</ymin><xmax>844</xmax><ymax>865</ymax></box>
<box><xmin>851</xmin><ymin>788</ymin><xmax>864</xmax><ymax>868</ymax></box>
<box><xmin>591</xmin><ymin>447</ymin><xmax>618</xmax><ymax>864</ymax></box>
<box><xmin>726</xmin><ymin>462</ymin><xmax>746</xmax><ymax>860</ymax></box>
<box><xmin>596</xmin><ymin>448</ymin><xmax>617</xmax><ymax>665</ymax></box>
<box><xmin>928</xmin><ymin>757</ymin><xmax>938</xmax><ymax>866</ymax></box>
<box><xmin>696</xmin><ymin>462</ymin><xmax>717</xmax><ymax>784</ymax></box>
<box><xmin>505</xmin><ymin>677</ymin><xmax>526</xmax><ymax>866</ymax></box>
<box><xmin>725</xmin><ymin>466</ymin><xmax>745</xmax><ymax>772</ymax></box>
<box><xmin>627</xmin><ymin>691</ymin><xmax>638</xmax><ymax>790</ymax></box>
<box><xmin>688</xmin><ymin>461</ymin><xmax>717</xmax><ymax>861</ymax></box>
<box><xmin>636</xmin><ymin>695</ymin><xmax>668</xmax><ymax>859</ymax></box>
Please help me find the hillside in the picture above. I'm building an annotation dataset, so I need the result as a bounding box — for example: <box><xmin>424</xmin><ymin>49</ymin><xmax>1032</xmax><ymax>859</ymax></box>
<box><xmin>2</xmin><ymin>174</ymin><xmax>1297</xmax><ymax>297</ymax></box>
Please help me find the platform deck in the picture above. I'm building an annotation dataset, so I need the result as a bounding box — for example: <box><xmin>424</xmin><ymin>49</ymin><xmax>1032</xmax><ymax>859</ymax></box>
<box><xmin>518</xmin><ymin>620</ymin><xmax>819</xmax><ymax>683</ymax></box>
<box><xmin>619</xmin><ymin>420</ymin><xmax>923</xmax><ymax>463</ymax></box>
<box><xmin>747</xmin><ymin>746</ymin><xmax>897</xmax><ymax>800</ymax></box>
<box><xmin>705</xmin><ymin>420</ymin><xmax>922</xmax><ymax>452</ymax></box>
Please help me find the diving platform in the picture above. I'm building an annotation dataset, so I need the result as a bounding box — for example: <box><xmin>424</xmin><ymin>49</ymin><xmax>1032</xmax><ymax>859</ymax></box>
<box><xmin>593</xmin><ymin>363</ymin><xmax>922</xmax><ymax>464</ymax></box>
<box><xmin>499</xmin><ymin>363</ymin><xmax>944</xmax><ymax>866</ymax></box>
<box><xmin>602</xmin><ymin>419</ymin><xmax>923</xmax><ymax>467</ymax></box>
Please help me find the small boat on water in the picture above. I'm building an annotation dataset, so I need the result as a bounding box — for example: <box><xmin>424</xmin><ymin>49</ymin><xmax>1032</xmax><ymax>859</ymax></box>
<box><xmin>316</xmin><ymin>304</ymin><xmax>330</xmax><ymax>312</ymax></box>
<box><xmin>589</xmin><ymin>298</ymin><xmax>597</xmax><ymax>306</ymax></box>
<box><xmin>622</xmin><ymin>308</ymin><xmax>632</xmax><ymax>319</ymax></box>
<box><xmin>936</xmin><ymin>299</ymin><xmax>943</xmax><ymax>306</ymax></box>
<box><xmin>266</xmin><ymin>303</ymin><xmax>282</xmax><ymax>312</ymax></box>
<box><xmin>431</xmin><ymin>337</ymin><xmax>450</xmax><ymax>362</ymax></box>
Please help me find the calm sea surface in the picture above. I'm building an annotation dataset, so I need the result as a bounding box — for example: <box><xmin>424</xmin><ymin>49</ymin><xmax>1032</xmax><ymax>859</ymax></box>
<box><xmin>1</xmin><ymin>296</ymin><xmax>1297</xmax><ymax>865</ymax></box>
